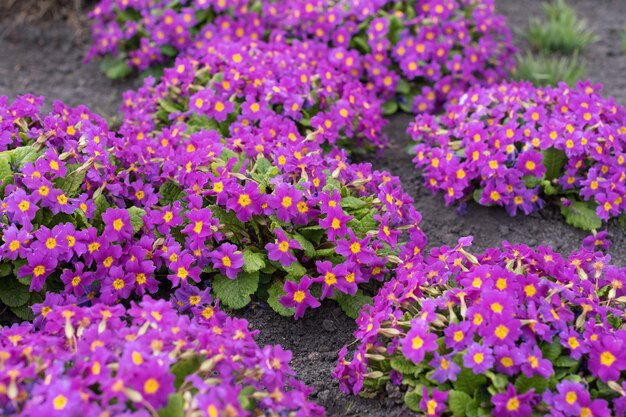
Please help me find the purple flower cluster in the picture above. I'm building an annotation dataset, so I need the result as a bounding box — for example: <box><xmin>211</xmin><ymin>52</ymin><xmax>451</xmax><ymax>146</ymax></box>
<box><xmin>334</xmin><ymin>236</ymin><xmax>626</xmax><ymax>416</ymax></box>
<box><xmin>0</xmin><ymin>91</ymin><xmax>427</xmax><ymax>319</ymax></box>
<box><xmin>0</xmin><ymin>295</ymin><xmax>323</xmax><ymax>416</ymax></box>
<box><xmin>278</xmin><ymin>0</ymin><xmax>516</xmax><ymax>113</ymax></box>
<box><xmin>410</xmin><ymin>81</ymin><xmax>626</xmax><ymax>224</ymax></box>
<box><xmin>120</xmin><ymin>37</ymin><xmax>388</xmax><ymax>152</ymax></box>
<box><xmin>87</xmin><ymin>0</ymin><xmax>515</xmax><ymax>113</ymax></box>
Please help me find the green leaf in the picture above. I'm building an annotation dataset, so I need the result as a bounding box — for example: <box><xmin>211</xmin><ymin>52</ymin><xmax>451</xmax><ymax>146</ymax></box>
<box><xmin>0</xmin><ymin>263</ymin><xmax>12</xmax><ymax>277</ymax></box>
<box><xmin>351</xmin><ymin>35</ymin><xmax>371</xmax><ymax>54</ymax></box>
<box><xmin>404</xmin><ymin>390</ymin><xmax>422</xmax><ymax>412</ymax></box>
<box><xmin>387</xmin><ymin>15</ymin><xmax>404</xmax><ymax>44</ymax></box>
<box><xmin>238</xmin><ymin>386</ymin><xmax>256</xmax><ymax>411</ymax></box>
<box><xmin>212</xmin><ymin>272</ymin><xmax>259</xmax><ymax>309</ymax></box>
<box><xmin>159</xmin><ymin>181</ymin><xmax>184</xmax><ymax>204</ymax></box>
<box><xmin>486</xmin><ymin>371</ymin><xmax>508</xmax><ymax>390</ymax></box>
<box><xmin>332</xmin><ymin>290</ymin><xmax>371</xmax><ymax>319</ymax></box>
<box><xmin>396</xmin><ymin>79</ymin><xmax>411</xmax><ymax>95</ymax></box>
<box><xmin>158</xmin><ymin>394</ymin><xmax>185</xmax><ymax>417</ymax></box>
<box><xmin>560</xmin><ymin>200</ymin><xmax>602</xmax><ymax>231</ymax></box>
<box><xmin>11</xmin><ymin>304</ymin><xmax>34</xmax><ymax>321</ymax></box>
<box><xmin>541</xmin><ymin>179</ymin><xmax>559</xmax><ymax>196</ymax></box>
<box><xmin>0</xmin><ymin>152</ymin><xmax>12</xmax><ymax>194</ymax></box>
<box><xmin>554</xmin><ymin>356</ymin><xmax>579</xmax><ymax>368</ymax></box>
<box><xmin>100</xmin><ymin>56</ymin><xmax>133</xmax><ymax>79</ymax></box>
<box><xmin>347</xmin><ymin>211</ymin><xmax>378</xmax><ymax>235</ymax></box>
<box><xmin>57</xmin><ymin>163</ymin><xmax>86</xmax><ymax>197</ymax></box>
<box><xmin>390</xmin><ymin>356</ymin><xmax>417</xmax><ymax>374</ymax></box>
<box><xmin>515</xmin><ymin>374</ymin><xmax>549</xmax><ymax>394</ymax></box>
<box><xmin>399</xmin><ymin>95</ymin><xmax>415</xmax><ymax>113</ymax></box>
<box><xmin>281</xmin><ymin>261</ymin><xmax>307</xmax><ymax>280</ymax></box>
<box><xmin>340</xmin><ymin>196</ymin><xmax>367</xmax><ymax>210</ymax></box>
<box><xmin>472</xmin><ymin>188</ymin><xmax>484</xmax><ymax>204</ymax></box>
<box><xmin>9</xmin><ymin>146</ymin><xmax>40</xmax><ymax>166</ymax></box>
<box><xmin>242</xmin><ymin>248</ymin><xmax>265</xmax><ymax>273</ymax></box>
<box><xmin>542</xmin><ymin>338</ymin><xmax>562</xmax><ymax>361</ymax></box>
<box><xmin>465</xmin><ymin>399</ymin><xmax>479</xmax><ymax>417</ymax></box>
<box><xmin>448</xmin><ymin>390</ymin><xmax>472</xmax><ymax>417</ymax></box>
<box><xmin>170</xmin><ymin>355</ymin><xmax>202</xmax><ymax>390</ymax></box>
<box><xmin>0</xmin><ymin>278</ymin><xmax>30</xmax><ymax>307</ymax></box>
<box><xmin>383</xmin><ymin>100</ymin><xmax>399</xmax><ymax>115</ymax></box>
<box><xmin>208</xmin><ymin>205</ymin><xmax>245</xmax><ymax>230</ymax></box>
<box><xmin>128</xmin><ymin>207</ymin><xmax>146</xmax><ymax>233</ymax></box>
<box><xmin>542</xmin><ymin>147</ymin><xmax>567</xmax><ymax>180</ymax></box>
<box><xmin>292</xmin><ymin>233</ymin><xmax>316</xmax><ymax>258</ymax></box>
<box><xmin>523</xmin><ymin>175</ymin><xmax>542</xmax><ymax>188</ymax></box>
<box><xmin>93</xmin><ymin>194</ymin><xmax>110</xmax><ymax>225</ymax></box>
<box><xmin>454</xmin><ymin>367</ymin><xmax>486</xmax><ymax>395</ymax></box>
<box><xmin>160</xmin><ymin>45</ymin><xmax>178</xmax><ymax>57</ymax></box>
<box><xmin>267</xmin><ymin>281</ymin><xmax>295</xmax><ymax>317</ymax></box>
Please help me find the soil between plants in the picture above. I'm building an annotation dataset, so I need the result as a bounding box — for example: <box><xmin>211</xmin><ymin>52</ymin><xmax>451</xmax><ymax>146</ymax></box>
<box><xmin>1</xmin><ymin>1</ymin><xmax>625</xmax><ymax>415</ymax></box>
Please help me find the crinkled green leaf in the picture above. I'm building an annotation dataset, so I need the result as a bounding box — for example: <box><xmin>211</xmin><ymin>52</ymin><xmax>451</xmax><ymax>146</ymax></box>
<box><xmin>0</xmin><ymin>278</ymin><xmax>30</xmax><ymax>307</ymax></box>
<box><xmin>0</xmin><ymin>263</ymin><xmax>12</xmax><ymax>277</ymax></box>
<box><xmin>560</xmin><ymin>200</ymin><xmax>602</xmax><ymax>231</ymax></box>
<box><xmin>267</xmin><ymin>281</ymin><xmax>295</xmax><ymax>317</ymax></box>
<box><xmin>383</xmin><ymin>100</ymin><xmax>399</xmax><ymax>115</ymax></box>
<box><xmin>542</xmin><ymin>147</ymin><xmax>567</xmax><ymax>180</ymax></box>
<box><xmin>57</xmin><ymin>163</ymin><xmax>86</xmax><ymax>197</ymax></box>
<box><xmin>396</xmin><ymin>79</ymin><xmax>411</xmax><ymax>95</ymax></box>
<box><xmin>281</xmin><ymin>261</ymin><xmax>306</xmax><ymax>280</ymax></box>
<box><xmin>238</xmin><ymin>386</ymin><xmax>256</xmax><ymax>411</ymax></box>
<box><xmin>404</xmin><ymin>390</ymin><xmax>422</xmax><ymax>412</ymax></box>
<box><xmin>515</xmin><ymin>374</ymin><xmax>549</xmax><ymax>394</ymax></box>
<box><xmin>128</xmin><ymin>206</ymin><xmax>146</xmax><ymax>233</ymax></box>
<box><xmin>159</xmin><ymin>181</ymin><xmax>185</xmax><ymax>204</ymax></box>
<box><xmin>332</xmin><ymin>290</ymin><xmax>371</xmax><ymax>320</ymax></box>
<box><xmin>523</xmin><ymin>175</ymin><xmax>542</xmax><ymax>188</ymax></box>
<box><xmin>292</xmin><ymin>233</ymin><xmax>316</xmax><ymax>258</ymax></box>
<box><xmin>171</xmin><ymin>355</ymin><xmax>202</xmax><ymax>389</ymax></box>
<box><xmin>158</xmin><ymin>394</ymin><xmax>184</xmax><ymax>417</ymax></box>
<box><xmin>212</xmin><ymin>272</ymin><xmax>259</xmax><ymax>309</ymax></box>
<box><xmin>448</xmin><ymin>390</ymin><xmax>472</xmax><ymax>417</ymax></box>
<box><xmin>340</xmin><ymin>196</ymin><xmax>367</xmax><ymax>210</ymax></box>
<box><xmin>542</xmin><ymin>337</ymin><xmax>562</xmax><ymax>361</ymax></box>
<box><xmin>11</xmin><ymin>304</ymin><xmax>34</xmax><ymax>321</ymax></box>
<box><xmin>100</xmin><ymin>56</ymin><xmax>133</xmax><ymax>79</ymax></box>
<box><xmin>454</xmin><ymin>367</ymin><xmax>486</xmax><ymax>395</ymax></box>
<box><xmin>390</xmin><ymin>356</ymin><xmax>417</xmax><ymax>374</ymax></box>
<box><xmin>242</xmin><ymin>248</ymin><xmax>266</xmax><ymax>273</ymax></box>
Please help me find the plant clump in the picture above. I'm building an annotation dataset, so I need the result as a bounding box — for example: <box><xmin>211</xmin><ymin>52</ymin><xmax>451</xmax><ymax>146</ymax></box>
<box><xmin>87</xmin><ymin>0</ymin><xmax>516</xmax><ymax>114</ymax></box>
<box><xmin>0</xmin><ymin>295</ymin><xmax>324</xmax><ymax>416</ymax></box>
<box><xmin>334</xmin><ymin>236</ymin><xmax>626</xmax><ymax>416</ymax></box>
<box><xmin>410</xmin><ymin>81</ymin><xmax>626</xmax><ymax>230</ymax></box>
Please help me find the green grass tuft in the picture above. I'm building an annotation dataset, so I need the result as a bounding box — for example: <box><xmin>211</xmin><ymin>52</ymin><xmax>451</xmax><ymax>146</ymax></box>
<box><xmin>513</xmin><ymin>52</ymin><xmax>586</xmax><ymax>87</ymax></box>
<box><xmin>525</xmin><ymin>0</ymin><xmax>596</xmax><ymax>55</ymax></box>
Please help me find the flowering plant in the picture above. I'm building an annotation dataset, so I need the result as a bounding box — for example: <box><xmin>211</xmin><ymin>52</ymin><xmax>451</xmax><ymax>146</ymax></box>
<box><xmin>276</xmin><ymin>0</ymin><xmax>516</xmax><ymax>114</ymax></box>
<box><xmin>87</xmin><ymin>0</ymin><xmax>515</xmax><ymax>115</ymax></box>
<box><xmin>334</xmin><ymin>236</ymin><xmax>626</xmax><ymax>416</ymax></box>
<box><xmin>112</xmin><ymin>110</ymin><xmax>427</xmax><ymax>319</ymax></box>
<box><xmin>0</xmin><ymin>92</ymin><xmax>426</xmax><ymax>320</ymax></box>
<box><xmin>0</xmin><ymin>295</ymin><xmax>324</xmax><ymax>416</ymax></box>
<box><xmin>0</xmin><ymin>95</ymin><xmax>136</xmax><ymax>319</ymax></box>
<box><xmin>410</xmin><ymin>81</ymin><xmax>626</xmax><ymax>230</ymax></box>
<box><xmin>87</xmin><ymin>0</ymin><xmax>266</xmax><ymax>77</ymax></box>
<box><xmin>120</xmin><ymin>38</ymin><xmax>388</xmax><ymax>153</ymax></box>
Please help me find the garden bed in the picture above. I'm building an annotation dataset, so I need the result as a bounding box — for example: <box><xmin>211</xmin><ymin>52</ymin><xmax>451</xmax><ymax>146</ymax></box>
<box><xmin>0</xmin><ymin>0</ymin><xmax>625</xmax><ymax>415</ymax></box>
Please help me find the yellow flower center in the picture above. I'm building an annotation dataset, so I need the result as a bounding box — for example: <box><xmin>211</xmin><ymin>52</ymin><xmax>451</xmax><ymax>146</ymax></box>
<box><xmin>293</xmin><ymin>290</ymin><xmax>306</xmax><ymax>303</ymax></box>
<box><xmin>113</xmin><ymin>218</ymin><xmax>124</xmax><ymax>232</ymax></box>
<box><xmin>144</xmin><ymin>378</ymin><xmax>159</xmax><ymax>394</ymax></box>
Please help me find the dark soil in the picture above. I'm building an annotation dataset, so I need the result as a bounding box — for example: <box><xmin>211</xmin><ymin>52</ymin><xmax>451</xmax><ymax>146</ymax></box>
<box><xmin>1</xmin><ymin>1</ymin><xmax>625</xmax><ymax>415</ymax></box>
